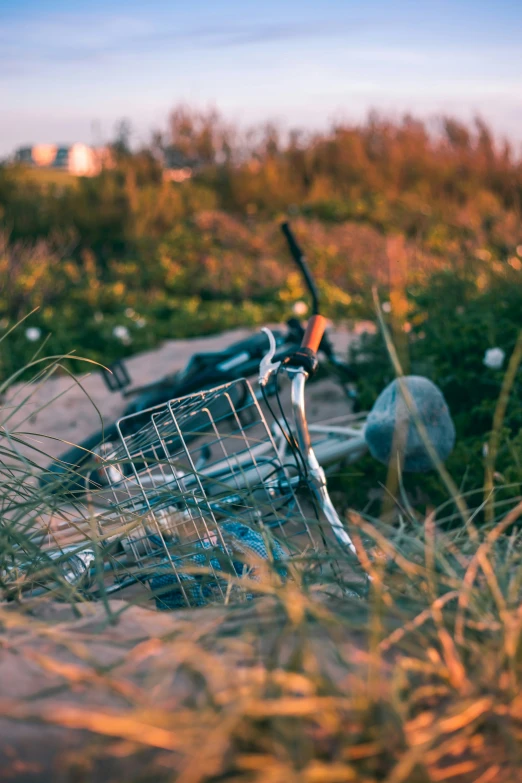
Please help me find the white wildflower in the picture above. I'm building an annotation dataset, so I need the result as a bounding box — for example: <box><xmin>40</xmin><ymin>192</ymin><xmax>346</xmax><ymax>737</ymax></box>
<box><xmin>135</xmin><ymin>317</ymin><xmax>147</xmax><ymax>328</ymax></box>
<box><xmin>382</xmin><ymin>301</ymin><xmax>391</xmax><ymax>313</ymax></box>
<box><xmin>292</xmin><ymin>301</ymin><xmax>308</xmax><ymax>317</ymax></box>
<box><xmin>113</xmin><ymin>325</ymin><xmax>132</xmax><ymax>345</ymax></box>
<box><xmin>25</xmin><ymin>327</ymin><xmax>41</xmax><ymax>342</ymax></box>
<box><xmin>483</xmin><ymin>347</ymin><xmax>505</xmax><ymax>370</ymax></box>
<box><xmin>124</xmin><ymin>307</ymin><xmax>135</xmax><ymax>318</ymax></box>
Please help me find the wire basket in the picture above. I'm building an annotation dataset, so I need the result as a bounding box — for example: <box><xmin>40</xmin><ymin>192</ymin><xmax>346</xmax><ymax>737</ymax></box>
<box><xmin>101</xmin><ymin>379</ymin><xmax>316</xmax><ymax>608</ymax></box>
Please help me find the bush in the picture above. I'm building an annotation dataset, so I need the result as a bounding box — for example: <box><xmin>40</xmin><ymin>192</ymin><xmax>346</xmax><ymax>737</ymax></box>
<box><xmin>345</xmin><ymin>264</ymin><xmax>522</xmax><ymax>517</ymax></box>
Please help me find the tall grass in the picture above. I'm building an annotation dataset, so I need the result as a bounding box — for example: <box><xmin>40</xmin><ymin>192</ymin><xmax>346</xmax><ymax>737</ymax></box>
<box><xmin>2</xmin><ymin>345</ymin><xmax>522</xmax><ymax>781</ymax></box>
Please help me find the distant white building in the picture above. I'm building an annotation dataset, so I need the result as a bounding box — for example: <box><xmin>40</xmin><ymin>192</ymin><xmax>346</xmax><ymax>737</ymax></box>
<box><xmin>14</xmin><ymin>143</ymin><xmax>107</xmax><ymax>176</ymax></box>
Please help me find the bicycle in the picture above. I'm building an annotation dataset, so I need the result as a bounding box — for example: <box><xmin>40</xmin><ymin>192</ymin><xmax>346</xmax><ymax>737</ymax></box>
<box><xmin>10</xmin><ymin>295</ymin><xmax>455</xmax><ymax>608</ymax></box>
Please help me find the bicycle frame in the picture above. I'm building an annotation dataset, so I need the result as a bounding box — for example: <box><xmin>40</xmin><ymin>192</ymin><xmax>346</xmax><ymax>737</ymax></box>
<box><xmin>289</xmin><ymin>368</ymin><xmax>358</xmax><ymax>555</ymax></box>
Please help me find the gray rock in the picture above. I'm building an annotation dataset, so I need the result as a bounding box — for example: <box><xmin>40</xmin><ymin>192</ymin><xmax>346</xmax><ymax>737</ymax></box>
<box><xmin>364</xmin><ymin>375</ymin><xmax>455</xmax><ymax>472</ymax></box>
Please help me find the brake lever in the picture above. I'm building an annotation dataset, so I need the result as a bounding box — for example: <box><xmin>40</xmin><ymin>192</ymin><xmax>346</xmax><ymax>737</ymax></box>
<box><xmin>259</xmin><ymin>328</ymin><xmax>281</xmax><ymax>387</ymax></box>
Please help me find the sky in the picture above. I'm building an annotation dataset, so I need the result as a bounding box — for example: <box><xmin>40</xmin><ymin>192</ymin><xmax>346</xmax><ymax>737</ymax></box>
<box><xmin>1</xmin><ymin>0</ymin><xmax>522</xmax><ymax>156</ymax></box>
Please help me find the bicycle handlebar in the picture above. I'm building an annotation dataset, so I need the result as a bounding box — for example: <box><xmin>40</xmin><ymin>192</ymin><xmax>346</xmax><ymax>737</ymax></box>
<box><xmin>281</xmin><ymin>221</ymin><xmax>320</xmax><ymax>315</ymax></box>
<box><xmin>300</xmin><ymin>314</ymin><xmax>327</xmax><ymax>353</ymax></box>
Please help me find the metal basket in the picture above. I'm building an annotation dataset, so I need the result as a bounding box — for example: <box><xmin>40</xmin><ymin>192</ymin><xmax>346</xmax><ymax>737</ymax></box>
<box><xmin>101</xmin><ymin>379</ymin><xmax>316</xmax><ymax>608</ymax></box>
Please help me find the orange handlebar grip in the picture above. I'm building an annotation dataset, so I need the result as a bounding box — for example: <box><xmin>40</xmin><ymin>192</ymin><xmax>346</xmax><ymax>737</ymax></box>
<box><xmin>301</xmin><ymin>314</ymin><xmax>327</xmax><ymax>354</ymax></box>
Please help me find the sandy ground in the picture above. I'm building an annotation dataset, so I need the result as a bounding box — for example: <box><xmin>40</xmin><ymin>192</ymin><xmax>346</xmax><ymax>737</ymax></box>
<box><xmin>0</xmin><ymin>595</ymin><xmax>370</xmax><ymax>783</ymax></box>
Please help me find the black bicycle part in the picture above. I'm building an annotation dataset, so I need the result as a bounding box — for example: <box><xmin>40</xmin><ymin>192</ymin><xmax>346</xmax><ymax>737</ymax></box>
<box><xmin>38</xmin><ymin>424</ymin><xmax>120</xmax><ymax>494</ymax></box>
<box><xmin>281</xmin><ymin>221</ymin><xmax>320</xmax><ymax>316</ymax></box>
<box><xmin>280</xmin><ymin>222</ymin><xmax>339</xmax><ymax>362</ymax></box>
<box><xmin>101</xmin><ymin>359</ymin><xmax>131</xmax><ymax>393</ymax></box>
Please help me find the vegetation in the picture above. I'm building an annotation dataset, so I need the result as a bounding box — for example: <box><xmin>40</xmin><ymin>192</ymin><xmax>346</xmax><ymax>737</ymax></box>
<box><xmin>2</xmin><ymin>353</ymin><xmax>522</xmax><ymax>781</ymax></box>
<box><xmin>2</xmin><ymin>109</ymin><xmax>522</xmax><ymax>779</ymax></box>
<box><xmin>1</xmin><ymin>109</ymin><xmax>521</xmax><ymax>370</ymax></box>
<box><xmin>340</xmin><ymin>265</ymin><xmax>522</xmax><ymax>518</ymax></box>
<box><xmin>5</xmin><ymin>108</ymin><xmax>520</xmax><ymax>507</ymax></box>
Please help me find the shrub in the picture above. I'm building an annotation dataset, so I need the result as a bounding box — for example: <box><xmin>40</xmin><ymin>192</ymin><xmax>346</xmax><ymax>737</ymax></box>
<box><xmin>345</xmin><ymin>264</ymin><xmax>522</xmax><ymax>517</ymax></box>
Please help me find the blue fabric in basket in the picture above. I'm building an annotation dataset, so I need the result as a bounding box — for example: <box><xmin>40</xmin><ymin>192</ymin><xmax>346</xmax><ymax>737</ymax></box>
<box><xmin>149</xmin><ymin>521</ymin><xmax>287</xmax><ymax>610</ymax></box>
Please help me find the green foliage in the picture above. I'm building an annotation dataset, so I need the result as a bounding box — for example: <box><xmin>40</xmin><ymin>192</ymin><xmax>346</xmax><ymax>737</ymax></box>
<box><xmin>345</xmin><ymin>265</ymin><xmax>522</xmax><ymax>515</ymax></box>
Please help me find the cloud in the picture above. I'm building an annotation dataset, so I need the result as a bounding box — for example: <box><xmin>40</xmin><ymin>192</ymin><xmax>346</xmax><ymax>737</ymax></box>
<box><xmin>0</xmin><ymin>17</ymin><xmax>365</xmax><ymax>71</ymax></box>
<box><xmin>126</xmin><ymin>21</ymin><xmax>354</xmax><ymax>51</ymax></box>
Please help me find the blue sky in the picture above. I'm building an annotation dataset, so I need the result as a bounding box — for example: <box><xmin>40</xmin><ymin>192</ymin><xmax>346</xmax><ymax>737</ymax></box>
<box><xmin>1</xmin><ymin>0</ymin><xmax>522</xmax><ymax>155</ymax></box>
